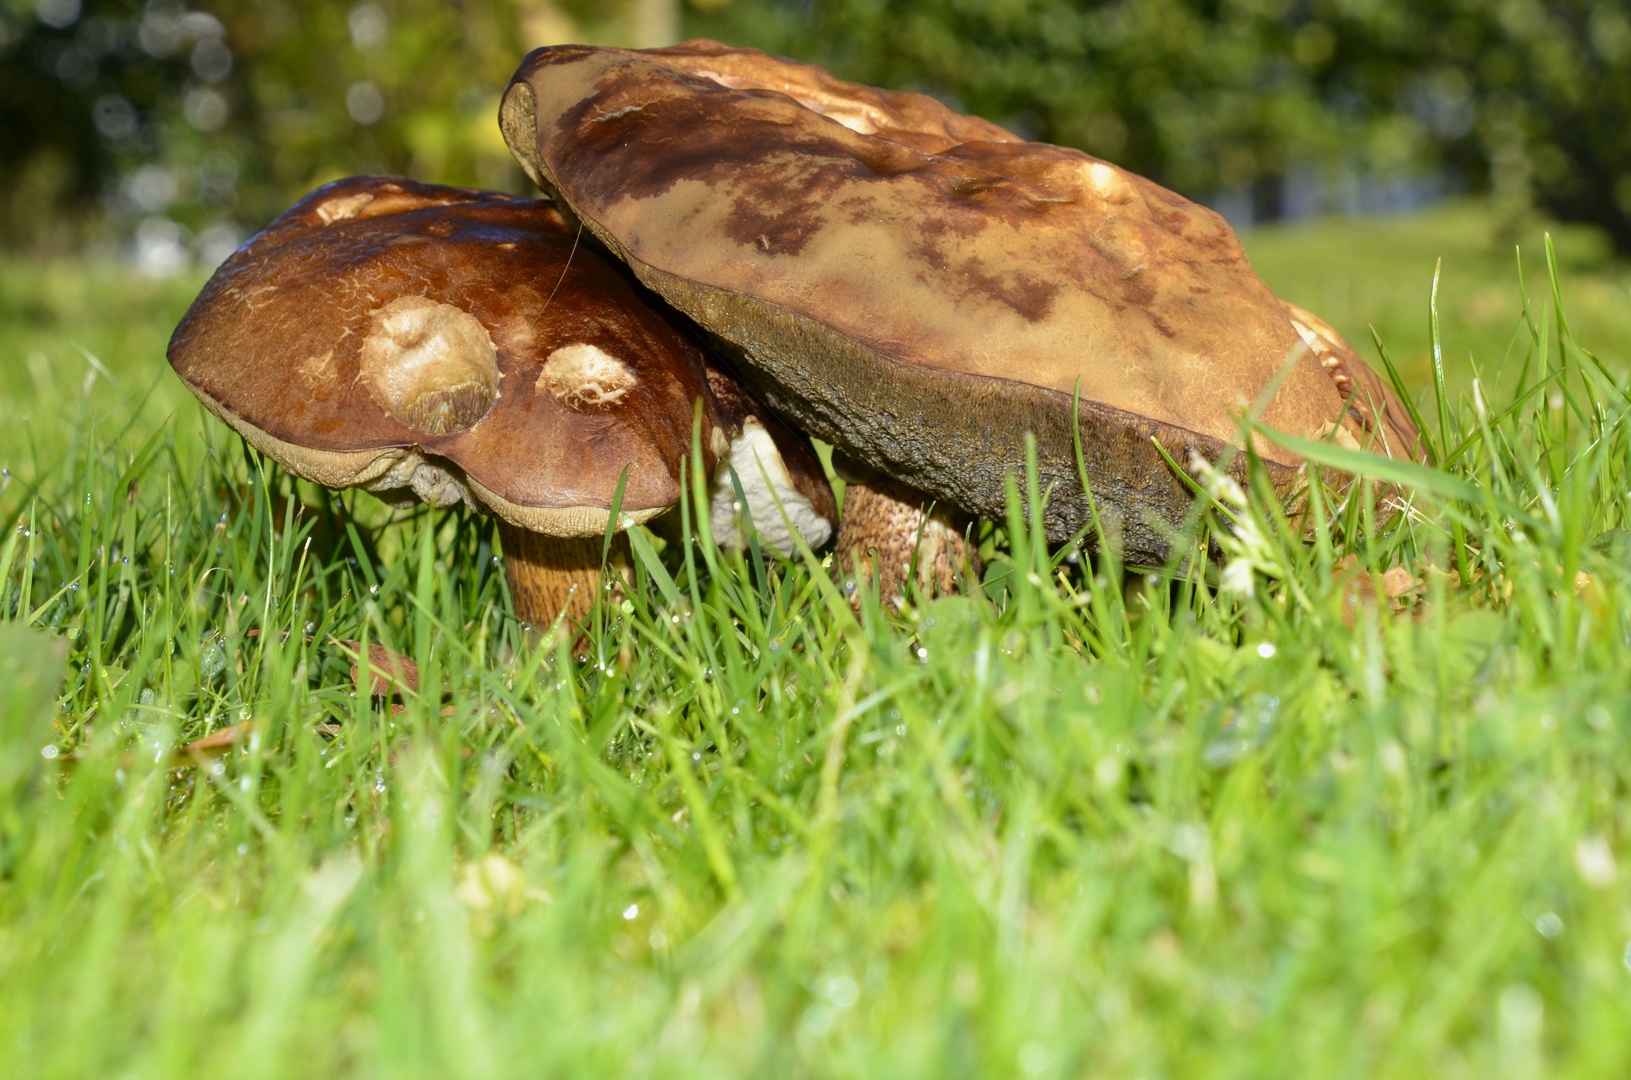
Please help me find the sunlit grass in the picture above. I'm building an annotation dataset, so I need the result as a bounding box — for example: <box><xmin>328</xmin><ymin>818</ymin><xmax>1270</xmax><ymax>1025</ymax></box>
<box><xmin>3</xmin><ymin>207</ymin><xmax>1631</xmax><ymax>1077</ymax></box>
<box><xmin>1243</xmin><ymin>198</ymin><xmax>1631</xmax><ymax>392</ymax></box>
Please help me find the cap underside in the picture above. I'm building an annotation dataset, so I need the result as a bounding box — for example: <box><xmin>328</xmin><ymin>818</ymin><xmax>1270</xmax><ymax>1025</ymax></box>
<box><xmin>190</xmin><ymin>379</ymin><xmax>667</xmax><ymax>536</ymax></box>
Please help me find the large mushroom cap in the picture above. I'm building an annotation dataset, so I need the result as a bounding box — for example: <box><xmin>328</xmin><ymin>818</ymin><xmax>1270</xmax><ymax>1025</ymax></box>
<box><xmin>501</xmin><ymin>41</ymin><xmax>1419</xmax><ymax>559</ymax></box>
<box><xmin>168</xmin><ymin>175</ymin><xmax>730</xmax><ymax>536</ymax></box>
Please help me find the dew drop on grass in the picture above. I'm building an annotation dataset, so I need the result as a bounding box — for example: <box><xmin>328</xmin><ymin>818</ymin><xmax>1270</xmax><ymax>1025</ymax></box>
<box><xmin>801</xmin><ymin>1004</ymin><xmax>834</xmax><ymax>1036</ymax></box>
<box><xmin>824</xmin><ymin>975</ymin><xmax>858</xmax><ymax>1008</ymax></box>
<box><xmin>1256</xmin><ymin>642</ymin><xmax>1276</xmax><ymax>659</ymax></box>
<box><xmin>40</xmin><ymin>745</ymin><xmax>57</xmax><ymax>759</ymax></box>
<box><xmin>1535</xmin><ymin>912</ymin><xmax>1564</xmax><ymax>938</ymax></box>
<box><xmin>623</xmin><ymin>903</ymin><xmax>639</xmax><ymax>920</ymax></box>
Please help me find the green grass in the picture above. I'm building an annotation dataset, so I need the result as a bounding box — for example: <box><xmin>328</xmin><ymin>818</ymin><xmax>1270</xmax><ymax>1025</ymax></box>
<box><xmin>3</xmin><ymin>201</ymin><xmax>1631</xmax><ymax>1077</ymax></box>
<box><xmin>1243</xmin><ymin>199</ymin><xmax>1631</xmax><ymax>391</ymax></box>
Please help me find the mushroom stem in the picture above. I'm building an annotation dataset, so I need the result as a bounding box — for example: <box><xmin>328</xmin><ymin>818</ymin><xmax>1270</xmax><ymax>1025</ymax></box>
<box><xmin>497</xmin><ymin>521</ymin><xmax>629</xmax><ymax>630</ymax></box>
<box><xmin>835</xmin><ymin>474</ymin><xmax>981</xmax><ymax>612</ymax></box>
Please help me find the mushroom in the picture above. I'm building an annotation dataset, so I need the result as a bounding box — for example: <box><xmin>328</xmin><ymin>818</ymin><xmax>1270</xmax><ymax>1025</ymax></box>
<box><xmin>168</xmin><ymin>175</ymin><xmax>835</xmax><ymax>631</ymax></box>
<box><xmin>1280</xmin><ymin>300</ymin><xmax>1418</xmax><ymax>456</ymax></box>
<box><xmin>499</xmin><ymin>41</ymin><xmax>1421</xmax><ymax>606</ymax></box>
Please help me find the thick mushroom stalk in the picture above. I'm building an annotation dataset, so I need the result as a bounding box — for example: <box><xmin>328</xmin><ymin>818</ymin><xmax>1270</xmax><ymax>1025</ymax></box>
<box><xmin>832</xmin><ymin>463</ymin><xmax>978</xmax><ymax>611</ymax></box>
<box><xmin>167</xmin><ymin>176</ymin><xmax>835</xmax><ymax>636</ymax></box>
<box><xmin>500</xmin><ymin>528</ymin><xmax>628</xmax><ymax>630</ymax></box>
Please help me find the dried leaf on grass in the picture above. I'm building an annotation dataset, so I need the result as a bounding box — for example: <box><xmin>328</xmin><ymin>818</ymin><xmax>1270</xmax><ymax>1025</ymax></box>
<box><xmin>180</xmin><ymin>721</ymin><xmax>253</xmax><ymax>760</ymax></box>
<box><xmin>1336</xmin><ymin>555</ymin><xmax>1422</xmax><ymax>628</ymax></box>
<box><xmin>344</xmin><ymin>641</ymin><xmax>419</xmax><ymax>697</ymax></box>
<box><xmin>244</xmin><ymin>631</ymin><xmax>419</xmax><ymax>696</ymax></box>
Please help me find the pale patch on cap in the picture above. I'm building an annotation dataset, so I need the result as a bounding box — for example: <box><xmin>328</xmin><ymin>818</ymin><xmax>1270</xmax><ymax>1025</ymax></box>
<box><xmin>298</xmin><ymin>350</ymin><xmax>339</xmax><ymax>394</ymax></box>
<box><xmin>316</xmin><ymin>192</ymin><xmax>375</xmax><ymax>224</ymax></box>
<box><xmin>687</xmin><ymin>67</ymin><xmax>885</xmax><ymax>136</ymax></box>
<box><xmin>540</xmin><ymin>343</ymin><xmax>636</xmax><ymax>410</ymax></box>
<box><xmin>1311</xmin><ymin>419</ymin><xmax>1362</xmax><ymax>452</ymax></box>
<box><xmin>1084</xmin><ymin>162</ymin><xmax>1133</xmax><ymax>204</ymax></box>
<box><xmin>358</xmin><ymin>296</ymin><xmax>500</xmax><ymax>434</ymax></box>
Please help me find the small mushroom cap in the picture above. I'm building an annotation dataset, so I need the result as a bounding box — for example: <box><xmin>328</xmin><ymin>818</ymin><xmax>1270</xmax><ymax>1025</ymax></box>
<box><xmin>501</xmin><ymin>42</ymin><xmax>1401</xmax><ymax>557</ymax></box>
<box><xmin>168</xmin><ymin>176</ymin><xmax>730</xmax><ymax>536</ymax></box>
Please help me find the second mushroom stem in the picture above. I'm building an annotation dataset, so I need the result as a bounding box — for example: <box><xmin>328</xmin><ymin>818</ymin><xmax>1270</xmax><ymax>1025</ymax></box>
<box><xmin>498</xmin><ymin>521</ymin><xmax>630</xmax><ymax>631</ymax></box>
<box><xmin>835</xmin><ymin>473</ymin><xmax>981</xmax><ymax>612</ymax></box>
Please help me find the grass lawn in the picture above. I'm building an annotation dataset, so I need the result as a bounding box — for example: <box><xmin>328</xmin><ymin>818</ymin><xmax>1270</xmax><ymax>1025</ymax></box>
<box><xmin>2</xmin><ymin>200</ymin><xmax>1631</xmax><ymax>1077</ymax></box>
<box><xmin>1242</xmin><ymin>200</ymin><xmax>1631</xmax><ymax>391</ymax></box>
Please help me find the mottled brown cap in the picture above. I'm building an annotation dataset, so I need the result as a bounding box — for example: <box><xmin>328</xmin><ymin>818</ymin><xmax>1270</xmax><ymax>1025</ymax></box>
<box><xmin>168</xmin><ymin>175</ymin><xmax>732</xmax><ymax>536</ymax></box>
<box><xmin>501</xmin><ymin>41</ymin><xmax>1411</xmax><ymax>559</ymax></box>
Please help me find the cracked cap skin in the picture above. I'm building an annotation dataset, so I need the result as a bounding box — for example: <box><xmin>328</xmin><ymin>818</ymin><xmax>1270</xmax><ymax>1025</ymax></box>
<box><xmin>501</xmin><ymin>40</ymin><xmax>1421</xmax><ymax>562</ymax></box>
<box><xmin>167</xmin><ymin>175</ymin><xmax>733</xmax><ymax>537</ymax></box>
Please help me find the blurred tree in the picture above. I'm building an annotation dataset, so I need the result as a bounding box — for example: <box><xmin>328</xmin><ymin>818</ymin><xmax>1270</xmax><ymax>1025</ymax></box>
<box><xmin>2</xmin><ymin>0</ymin><xmax>1626</xmax><ymax>260</ymax></box>
<box><xmin>0</xmin><ymin>0</ymin><xmax>676</xmax><ymax>263</ymax></box>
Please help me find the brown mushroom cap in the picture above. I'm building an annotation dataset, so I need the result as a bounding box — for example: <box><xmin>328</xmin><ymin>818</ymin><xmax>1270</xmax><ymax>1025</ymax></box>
<box><xmin>168</xmin><ymin>175</ymin><xmax>732</xmax><ymax>536</ymax></box>
<box><xmin>501</xmin><ymin>41</ymin><xmax>1413</xmax><ymax>560</ymax></box>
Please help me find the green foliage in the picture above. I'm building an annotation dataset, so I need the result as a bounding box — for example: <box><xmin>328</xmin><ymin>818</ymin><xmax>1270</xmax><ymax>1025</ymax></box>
<box><xmin>0</xmin><ymin>624</ymin><xmax>66</xmax><ymax>831</ymax></box>
<box><xmin>8</xmin><ymin>0</ymin><xmax>1630</xmax><ymax>259</ymax></box>
<box><xmin>3</xmin><ymin>216</ymin><xmax>1631</xmax><ymax>1074</ymax></box>
<box><xmin>0</xmin><ymin>0</ymin><xmax>671</xmax><ymax>252</ymax></box>
<box><xmin>0</xmin><ymin>0</ymin><xmax>532</xmax><ymax>249</ymax></box>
